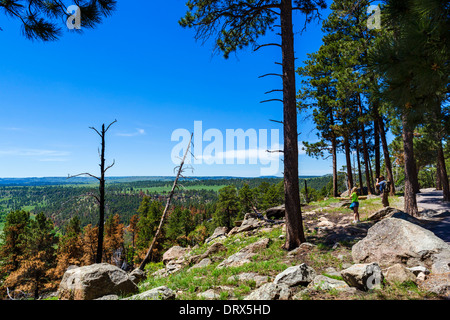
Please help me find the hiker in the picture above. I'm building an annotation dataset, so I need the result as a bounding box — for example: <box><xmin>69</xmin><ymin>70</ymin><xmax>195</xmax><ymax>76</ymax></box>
<box><xmin>349</xmin><ymin>187</ymin><xmax>360</xmax><ymax>223</ymax></box>
<box><xmin>376</xmin><ymin>176</ymin><xmax>387</xmax><ymax>195</ymax></box>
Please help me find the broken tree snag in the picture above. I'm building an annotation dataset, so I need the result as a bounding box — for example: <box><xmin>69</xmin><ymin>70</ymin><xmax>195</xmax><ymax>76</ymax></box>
<box><xmin>139</xmin><ymin>132</ymin><xmax>193</xmax><ymax>271</ymax></box>
<box><xmin>68</xmin><ymin>119</ymin><xmax>117</xmax><ymax>263</ymax></box>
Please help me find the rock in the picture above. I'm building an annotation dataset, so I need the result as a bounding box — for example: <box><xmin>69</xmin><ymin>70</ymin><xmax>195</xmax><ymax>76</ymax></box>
<box><xmin>228</xmin><ymin>216</ymin><xmax>268</xmax><ymax>236</ymax></box>
<box><xmin>307</xmin><ymin>275</ymin><xmax>353</xmax><ymax>292</ymax></box>
<box><xmin>242</xmin><ymin>238</ymin><xmax>270</xmax><ymax>253</ymax></box>
<box><xmin>58</xmin><ymin>263</ymin><xmax>139</xmax><ymax>300</ymax></box>
<box><xmin>274</xmin><ymin>263</ymin><xmax>316</xmax><ymax>287</ymax></box>
<box><xmin>367</xmin><ymin>206</ymin><xmax>402</xmax><ymax>222</ymax></box>
<box><xmin>197</xmin><ymin>289</ymin><xmax>221</xmax><ymax>300</ymax></box>
<box><xmin>384</xmin><ymin>264</ymin><xmax>416</xmax><ymax>284</ymax></box>
<box><xmin>95</xmin><ymin>294</ymin><xmax>119</xmax><ymax>300</ymax></box>
<box><xmin>189</xmin><ymin>258</ymin><xmax>212</xmax><ymax>271</ymax></box>
<box><xmin>244</xmin><ymin>283</ymin><xmax>291</xmax><ymax>300</ymax></box>
<box><xmin>129</xmin><ymin>268</ymin><xmax>146</xmax><ymax>284</ymax></box>
<box><xmin>217</xmin><ymin>238</ymin><xmax>270</xmax><ymax>269</ymax></box>
<box><xmin>227</xmin><ymin>272</ymin><xmax>269</xmax><ymax>287</ymax></box>
<box><xmin>205</xmin><ymin>227</ymin><xmax>228</xmax><ymax>243</ymax></box>
<box><xmin>431</xmin><ymin>251</ymin><xmax>450</xmax><ymax>274</ymax></box>
<box><xmin>265</xmin><ymin>204</ymin><xmax>285</xmax><ymax>220</ymax></box>
<box><xmin>317</xmin><ymin>217</ymin><xmax>335</xmax><ymax>229</ymax></box>
<box><xmin>124</xmin><ymin>286</ymin><xmax>176</xmax><ymax>300</ymax></box>
<box><xmin>341</xmin><ymin>263</ymin><xmax>384</xmax><ymax>291</ymax></box>
<box><xmin>163</xmin><ymin>246</ymin><xmax>190</xmax><ymax>265</ymax></box>
<box><xmin>419</xmin><ymin>273</ymin><xmax>450</xmax><ymax>296</ymax></box>
<box><xmin>352</xmin><ymin>217</ymin><xmax>450</xmax><ymax>269</ymax></box>
<box><xmin>324</xmin><ymin>267</ymin><xmax>342</xmax><ymax>278</ymax></box>
<box><xmin>287</xmin><ymin>242</ymin><xmax>317</xmax><ymax>257</ymax></box>
<box><xmin>189</xmin><ymin>242</ymin><xmax>227</xmax><ymax>265</ymax></box>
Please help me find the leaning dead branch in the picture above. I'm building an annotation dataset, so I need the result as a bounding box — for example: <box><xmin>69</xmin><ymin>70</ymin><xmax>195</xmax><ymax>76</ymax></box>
<box><xmin>138</xmin><ymin>132</ymin><xmax>193</xmax><ymax>271</ymax></box>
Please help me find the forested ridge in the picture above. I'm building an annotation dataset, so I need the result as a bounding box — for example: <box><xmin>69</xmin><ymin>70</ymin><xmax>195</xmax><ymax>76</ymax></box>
<box><xmin>0</xmin><ymin>175</ymin><xmax>335</xmax><ymax>299</ymax></box>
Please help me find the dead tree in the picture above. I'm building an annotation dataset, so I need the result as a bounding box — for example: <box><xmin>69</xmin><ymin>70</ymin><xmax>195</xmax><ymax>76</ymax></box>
<box><xmin>68</xmin><ymin>119</ymin><xmax>117</xmax><ymax>263</ymax></box>
<box><xmin>139</xmin><ymin>132</ymin><xmax>193</xmax><ymax>271</ymax></box>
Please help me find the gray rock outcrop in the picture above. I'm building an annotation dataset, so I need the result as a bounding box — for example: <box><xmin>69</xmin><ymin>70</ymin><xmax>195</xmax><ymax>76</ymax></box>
<box><xmin>58</xmin><ymin>263</ymin><xmax>139</xmax><ymax>300</ymax></box>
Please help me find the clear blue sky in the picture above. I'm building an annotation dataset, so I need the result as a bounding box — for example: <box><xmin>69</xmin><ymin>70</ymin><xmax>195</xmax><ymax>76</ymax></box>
<box><xmin>0</xmin><ymin>1</ymin><xmax>342</xmax><ymax>178</ymax></box>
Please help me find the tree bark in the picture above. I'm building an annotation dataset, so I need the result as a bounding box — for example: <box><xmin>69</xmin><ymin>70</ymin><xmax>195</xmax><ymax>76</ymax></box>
<box><xmin>377</xmin><ymin>116</ymin><xmax>396</xmax><ymax>195</ymax></box>
<box><xmin>358</xmin><ymin>97</ymin><xmax>373</xmax><ymax>194</ymax></box>
<box><xmin>332</xmin><ymin>136</ymin><xmax>339</xmax><ymax>197</ymax></box>
<box><xmin>344</xmin><ymin>136</ymin><xmax>354</xmax><ymax>191</ymax></box>
<box><xmin>437</xmin><ymin>140</ymin><xmax>450</xmax><ymax>201</ymax></box>
<box><xmin>96</xmin><ymin>124</ymin><xmax>106</xmax><ymax>264</ymax></box>
<box><xmin>436</xmin><ymin>158</ymin><xmax>442</xmax><ymax>190</ymax></box>
<box><xmin>374</xmin><ymin>118</ymin><xmax>381</xmax><ymax>180</ymax></box>
<box><xmin>356</xmin><ymin>133</ymin><xmax>364</xmax><ymax>193</ymax></box>
<box><xmin>280</xmin><ymin>0</ymin><xmax>305</xmax><ymax>250</ymax></box>
<box><xmin>402</xmin><ymin>112</ymin><xmax>419</xmax><ymax>216</ymax></box>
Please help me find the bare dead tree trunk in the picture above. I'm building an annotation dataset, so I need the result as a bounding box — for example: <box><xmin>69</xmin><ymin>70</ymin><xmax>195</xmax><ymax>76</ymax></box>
<box><xmin>68</xmin><ymin>120</ymin><xmax>117</xmax><ymax>264</ymax></box>
<box><xmin>280</xmin><ymin>0</ymin><xmax>305</xmax><ymax>250</ymax></box>
<box><xmin>139</xmin><ymin>133</ymin><xmax>193</xmax><ymax>271</ymax></box>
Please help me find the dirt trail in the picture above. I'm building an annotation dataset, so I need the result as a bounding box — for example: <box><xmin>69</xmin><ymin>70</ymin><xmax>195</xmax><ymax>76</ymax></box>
<box><xmin>416</xmin><ymin>189</ymin><xmax>450</xmax><ymax>243</ymax></box>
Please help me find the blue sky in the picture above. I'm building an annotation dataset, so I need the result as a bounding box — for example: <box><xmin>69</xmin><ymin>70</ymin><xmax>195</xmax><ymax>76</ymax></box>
<box><xmin>0</xmin><ymin>1</ymin><xmax>343</xmax><ymax>178</ymax></box>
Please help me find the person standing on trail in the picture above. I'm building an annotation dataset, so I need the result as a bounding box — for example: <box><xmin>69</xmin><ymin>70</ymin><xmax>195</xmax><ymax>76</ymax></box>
<box><xmin>376</xmin><ymin>176</ymin><xmax>387</xmax><ymax>194</ymax></box>
<box><xmin>349</xmin><ymin>187</ymin><xmax>360</xmax><ymax>223</ymax></box>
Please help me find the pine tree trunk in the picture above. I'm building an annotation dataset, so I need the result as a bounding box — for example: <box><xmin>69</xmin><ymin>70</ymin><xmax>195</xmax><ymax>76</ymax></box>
<box><xmin>280</xmin><ymin>0</ymin><xmax>305</xmax><ymax>250</ymax></box>
<box><xmin>402</xmin><ymin>112</ymin><xmax>419</xmax><ymax>216</ymax></box>
<box><xmin>436</xmin><ymin>158</ymin><xmax>442</xmax><ymax>190</ymax></box>
<box><xmin>332</xmin><ymin>136</ymin><xmax>339</xmax><ymax>197</ymax></box>
<box><xmin>437</xmin><ymin>141</ymin><xmax>450</xmax><ymax>201</ymax></box>
<box><xmin>358</xmin><ymin>98</ymin><xmax>373</xmax><ymax>194</ymax></box>
<box><xmin>356</xmin><ymin>133</ymin><xmax>364</xmax><ymax>193</ymax></box>
<box><xmin>374</xmin><ymin>118</ymin><xmax>381</xmax><ymax>180</ymax></box>
<box><xmin>344</xmin><ymin>136</ymin><xmax>354</xmax><ymax>191</ymax></box>
<box><xmin>378</xmin><ymin>116</ymin><xmax>396</xmax><ymax>196</ymax></box>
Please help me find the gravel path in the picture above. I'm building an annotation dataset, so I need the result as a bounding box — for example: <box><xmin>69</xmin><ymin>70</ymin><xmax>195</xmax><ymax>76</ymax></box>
<box><xmin>416</xmin><ymin>189</ymin><xmax>450</xmax><ymax>243</ymax></box>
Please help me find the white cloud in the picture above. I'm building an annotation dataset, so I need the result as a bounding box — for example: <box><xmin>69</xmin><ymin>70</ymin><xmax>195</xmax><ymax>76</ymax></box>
<box><xmin>116</xmin><ymin>128</ymin><xmax>146</xmax><ymax>137</ymax></box>
<box><xmin>0</xmin><ymin>148</ymin><xmax>71</xmax><ymax>162</ymax></box>
<box><xmin>0</xmin><ymin>149</ymin><xmax>70</xmax><ymax>157</ymax></box>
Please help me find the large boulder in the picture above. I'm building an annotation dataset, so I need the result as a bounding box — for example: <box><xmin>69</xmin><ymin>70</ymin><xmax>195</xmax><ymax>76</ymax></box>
<box><xmin>341</xmin><ymin>263</ymin><xmax>384</xmax><ymax>291</ymax></box>
<box><xmin>274</xmin><ymin>263</ymin><xmax>316</xmax><ymax>287</ymax></box>
<box><xmin>264</xmin><ymin>205</ymin><xmax>285</xmax><ymax>220</ymax></box>
<box><xmin>352</xmin><ymin>217</ymin><xmax>450</xmax><ymax>271</ymax></box>
<box><xmin>367</xmin><ymin>206</ymin><xmax>402</xmax><ymax>222</ymax></box>
<box><xmin>205</xmin><ymin>227</ymin><xmax>228</xmax><ymax>243</ymax></box>
<box><xmin>162</xmin><ymin>246</ymin><xmax>190</xmax><ymax>265</ymax></box>
<box><xmin>228</xmin><ymin>214</ymin><xmax>269</xmax><ymax>236</ymax></box>
<box><xmin>58</xmin><ymin>263</ymin><xmax>139</xmax><ymax>300</ymax></box>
